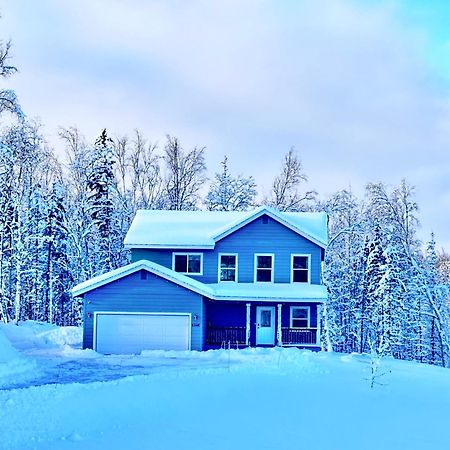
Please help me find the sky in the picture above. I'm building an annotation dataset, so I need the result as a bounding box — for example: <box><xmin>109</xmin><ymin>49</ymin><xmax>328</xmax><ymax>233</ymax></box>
<box><xmin>1</xmin><ymin>0</ymin><xmax>450</xmax><ymax>249</ymax></box>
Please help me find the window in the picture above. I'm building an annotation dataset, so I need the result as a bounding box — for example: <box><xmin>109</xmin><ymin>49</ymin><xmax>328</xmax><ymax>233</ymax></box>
<box><xmin>218</xmin><ymin>254</ymin><xmax>238</xmax><ymax>282</ymax></box>
<box><xmin>173</xmin><ymin>253</ymin><xmax>203</xmax><ymax>275</ymax></box>
<box><xmin>254</xmin><ymin>254</ymin><xmax>274</xmax><ymax>282</ymax></box>
<box><xmin>290</xmin><ymin>306</ymin><xmax>310</xmax><ymax>328</ymax></box>
<box><xmin>291</xmin><ymin>255</ymin><xmax>310</xmax><ymax>283</ymax></box>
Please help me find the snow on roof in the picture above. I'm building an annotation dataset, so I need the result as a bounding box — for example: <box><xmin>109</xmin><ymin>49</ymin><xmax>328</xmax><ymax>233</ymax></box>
<box><xmin>124</xmin><ymin>206</ymin><xmax>328</xmax><ymax>249</ymax></box>
<box><xmin>71</xmin><ymin>260</ymin><xmax>213</xmax><ymax>298</ymax></box>
<box><xmin>72</xmin><ymin>260</ymin><xmax>327</xmax><ymax>302</ymax></box>
<box><xmin>210</xmin><ymin>282</ymin><xmax>327</xmax><ymax>302</ymax></box>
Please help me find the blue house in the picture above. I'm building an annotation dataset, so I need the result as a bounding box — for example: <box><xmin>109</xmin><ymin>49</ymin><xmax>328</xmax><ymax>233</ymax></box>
<box><xmin>72</xmin><ymin>206</ymin><xmax>328</xmax><ymax>354</ymax></box>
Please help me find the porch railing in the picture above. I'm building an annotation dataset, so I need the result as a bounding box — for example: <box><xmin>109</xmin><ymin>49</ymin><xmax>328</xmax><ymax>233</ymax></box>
<box><xmin>281</xmin><ymin>327</ymin><xmax>318</xmax><ymax>345</ymax></box>
<box><xmin>206</xmin><ymin>326</ymin><xmax>247</xmax><ymax>346</ymax></box>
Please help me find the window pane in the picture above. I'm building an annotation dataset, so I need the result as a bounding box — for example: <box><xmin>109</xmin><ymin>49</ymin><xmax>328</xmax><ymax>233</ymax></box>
<box><xmin>257</xmin><ymin>255</ymin><xmax>272</xmax><ymax>268</ymax></box>
<box><xmin>292</xmin><ymin>308</ymin><xmax>308</xmax><ymax>319</ymax></box>
<box><xmin>261</xmin><ymin>310</ymin><xmax>271</xmax><ymax>327</ymax></box>
<box><xmin>220</xmin><ymin>269</ymin><xmax>236</xmax><ymax>282</ymax></box>
<box><xmin>293</xmin><ymin>270</ymin><xmax>308</xmax><ymax>283</ymax></box>
<box><xmin>257</xmin><ymin>269</ymin><xmax>272</xmax><ymax>282</ymax></box>
<box><xmin>174</xmin><ymin>255</ymin><xmax>187</xmax><ymax>272</ymax></box>
<box><xmin>188</xmin><ymin>255</ymin><xmax>201</xmax><ymax>273</ymax></box>
<box><xmin>293</xmin><ymin>256</ymin><xmax>308</xmax><ymax>269</ymax></box>
<box><xmin>292</xmin><ymin>318</ymin><xmax>308</xmax><ymax>328</ymax></box>
<box><xmin>220</xmin><ymin>255</ymin><xmax>236</xmax><ymax>269</ymax></box>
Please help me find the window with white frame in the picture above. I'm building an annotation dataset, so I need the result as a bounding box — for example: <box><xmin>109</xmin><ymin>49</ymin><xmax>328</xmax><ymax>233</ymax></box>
<box><xmin>173</xmin><ymin>253</ymin><xmax>203</xmax><ymax>275</ymax></box>
<box><xmin>291</xmin><ymin>255</ymin><xmax>310</xmax><ymax>283</ymax></box>
<box><xmin>219</xmin><ymin>254</ymin><xmax>237</xmax><ymax>282</ymax></box>
<box><xmin>290</xmin><ymin>306</ymin><xmax>310</xmax><ymax>328</ymax></box>
<box><xmin>254</xmin><ymin>254</ymin><xmax>274</xmax><ymax>282</ymax></box>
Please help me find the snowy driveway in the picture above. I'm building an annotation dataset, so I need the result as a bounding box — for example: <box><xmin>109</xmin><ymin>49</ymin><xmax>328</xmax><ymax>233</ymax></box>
<box><xmin>2</xmin><ymin>349</ymin><xmax>235</xmax><ymax>390</ymax></box>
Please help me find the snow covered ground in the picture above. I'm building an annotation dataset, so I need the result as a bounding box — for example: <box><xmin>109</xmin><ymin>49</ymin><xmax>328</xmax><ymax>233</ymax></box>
<box><xmin>1</xmin><ymin>322</ymin><xmax>450</xmax><ymax>450</ymax></box>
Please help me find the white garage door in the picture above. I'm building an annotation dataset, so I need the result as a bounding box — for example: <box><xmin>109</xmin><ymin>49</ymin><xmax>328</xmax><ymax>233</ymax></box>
<box><xmin>95</xmin><ymin>313</ymin><xmax>191</xmax><ymax>354</ymax></box>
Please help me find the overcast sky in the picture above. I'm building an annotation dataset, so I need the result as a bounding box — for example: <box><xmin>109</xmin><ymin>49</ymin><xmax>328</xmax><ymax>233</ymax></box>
<box><xmin>2</xmin><ymin>0</ymin><xmax>450</xmax><ymax>249</ymax></box>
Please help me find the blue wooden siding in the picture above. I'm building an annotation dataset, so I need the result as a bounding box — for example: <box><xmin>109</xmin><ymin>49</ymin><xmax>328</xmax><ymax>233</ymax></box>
<box><xmin>131</xmin><ymin>215</ymin><xmax>323</xmax><ymax>284</ymax></box>
<box><xmin>83</xmin><ymin>270</ymin><xmax>204</xmax><ymax>351</ymax></box>
<box><xmin>205</xmin><ymin>301</ymin><xmax>246</xmax><ymax>328</ymax></box>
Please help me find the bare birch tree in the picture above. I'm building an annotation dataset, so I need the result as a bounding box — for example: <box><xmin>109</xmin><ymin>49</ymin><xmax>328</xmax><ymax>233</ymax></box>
<box><xmin>268</xmin><ymin>148</ymin><xmax>316</xmax><ymax>211</ymax></box>
<box><xmin>163</xmin><ymin>135</ymin><xmax>207</xmax><ymax>210</ymax></box>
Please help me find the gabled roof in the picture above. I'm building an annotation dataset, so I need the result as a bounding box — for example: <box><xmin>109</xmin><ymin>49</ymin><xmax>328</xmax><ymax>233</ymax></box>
<box><xmin>124</xmin><ymin>206</ymin><xmax>328</xmax><ymax>249</ymax></box>
<box><xmin>72</xmin><ymin>260</ymin><xmax>214</xmax><ymax>298</ymax></box>
<box><xmin>72</xmin><ymin>260</ymin><xmax>327</xmax><ymax>302</ymax></box>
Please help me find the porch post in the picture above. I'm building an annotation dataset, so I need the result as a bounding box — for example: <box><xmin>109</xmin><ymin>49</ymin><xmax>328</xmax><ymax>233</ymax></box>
<box><xmin>246</xmin><ymin>303</ymin><xmax>251</xmax><ymax>346</ymax></box>
<box><xmin>277</xmin><ymin>303</ymin><xmax>282</xmax><ymax>346</ymax></box>
<box><xmin>316</xmin><ymin>304</ymin><xmax>322</xmax><ymax>348</ymax></box>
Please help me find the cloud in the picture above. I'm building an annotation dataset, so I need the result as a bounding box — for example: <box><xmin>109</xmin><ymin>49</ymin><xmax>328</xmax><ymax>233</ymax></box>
<box><xmin>2</xmin><ymin>0</ymin><xmax>450</xmax><ymax>245</ymax></box>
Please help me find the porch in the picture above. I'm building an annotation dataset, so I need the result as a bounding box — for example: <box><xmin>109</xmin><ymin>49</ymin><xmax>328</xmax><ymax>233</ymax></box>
<box><xmin>204</xmin><ymin>301</ymin><xmax>322</xmax><ymax>348</ymax></box>
<box><xmin>205</xmin><ymin>326</ymin><xmax>319</xmax><ymax>347</ymax></box>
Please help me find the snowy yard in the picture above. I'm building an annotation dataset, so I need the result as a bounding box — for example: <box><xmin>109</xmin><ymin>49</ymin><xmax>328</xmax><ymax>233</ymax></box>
<box><xmin>1</xmin><ymin>322</ymin><xmax>450</xmax><ymax>450</ymax></box>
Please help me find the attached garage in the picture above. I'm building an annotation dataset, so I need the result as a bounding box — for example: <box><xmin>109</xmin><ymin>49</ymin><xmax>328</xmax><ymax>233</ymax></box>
<box><xmin>73</xmin><ymin>261</ymin><xmax>206</xmax><ymax>353</ymax></box>
<box><xmin>94</xmin><ymin>312</ymin><xmax>191</xmax><ymax>354</ymax></box>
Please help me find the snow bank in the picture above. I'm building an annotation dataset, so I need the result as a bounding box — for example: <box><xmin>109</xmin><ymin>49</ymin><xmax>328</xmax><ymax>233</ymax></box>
<box><xmin>0</xmin><ymin>328</ymin><xmax>36</xmax><ymax>388</ymax></box>
<box><xmin>0</xmin><ymin>321</ymin><xmax>83</xmax><ymax>388</ymax></box>
<box><xmin>0</xmin><ymin>320</ymin><xmax>82</xmax><ymax>350</ymax></box>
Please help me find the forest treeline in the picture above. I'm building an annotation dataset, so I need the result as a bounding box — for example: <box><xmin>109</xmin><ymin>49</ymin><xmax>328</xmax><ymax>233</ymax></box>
<box><xmin>1</xmin><ymin>29</ymin><xmax>450</xmax><ymax>367</ymax></box>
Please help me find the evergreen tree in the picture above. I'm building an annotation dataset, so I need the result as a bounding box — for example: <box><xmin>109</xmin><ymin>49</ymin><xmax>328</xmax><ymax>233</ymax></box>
<box><xmin>87</xmin><ymin>129</ymin><xmax>117</xmax><ymax>272</ymax></box>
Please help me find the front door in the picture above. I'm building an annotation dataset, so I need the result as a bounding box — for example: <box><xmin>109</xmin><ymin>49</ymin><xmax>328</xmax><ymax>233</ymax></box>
<box><xmin>256</xmin><ymin>306</ymin><xmax>275</xmax><ymax>345</ymax></box>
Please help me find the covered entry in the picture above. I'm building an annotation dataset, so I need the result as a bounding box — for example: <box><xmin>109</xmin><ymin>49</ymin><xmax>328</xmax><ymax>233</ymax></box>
<box><xmin>94</xmin><ymin>312</ymin><xmax>191</xmax><ymax>354</ymax></box>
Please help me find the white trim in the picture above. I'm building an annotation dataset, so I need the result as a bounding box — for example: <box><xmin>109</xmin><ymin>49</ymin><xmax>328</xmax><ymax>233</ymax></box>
<box><xmin>93</xmin><ymin>311</ymin><xmax>192</xmax><ymax>352</ymax></box>
<box><xmin>172</xmin><ymin>252</ymin><xmax>203</xmax><ymax>275</ymax></box>
<box><xmin>290</xmin><ymin>254</ymin><xmax>311</xmax><ymax>284</ymax></box>
<box><xmin>254</xmin><ymin>253</ymin><xmax>275</xmax><ymax>283</ymax></box>
<box><xmin>316</xmin><ymin>304</ymin><xmax>322</xmax><ymax>348</ymax></box>
<box><xmin>212</xmin><ymin>206</ymin><xmax>327</xmax><ymax>249</ymax></box>
<box><xmin>246</xmin><ymin>303</ymin><xmax>251</xmax><ymax>346</ymax></box>
<box><xmin>217</xmin><ymin>253</ymin><xmax>239</xmax><ymax>283</ymax></box>
<box><xmin>289</xmin><ymin>306</ymin><xmax>311</xmax><ymax>328</ymax></box>
<box><xmin>277</xmin><ymin>304</ymin><xmax>282</xmax><ymax>346</ymax></box>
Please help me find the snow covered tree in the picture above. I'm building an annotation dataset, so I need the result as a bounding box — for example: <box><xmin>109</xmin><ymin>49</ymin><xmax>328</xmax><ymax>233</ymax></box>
<box><xmin>163</xmin><ymin>136</ymin><xmax>207</xmax><ymax>210</ymax></box>
<box><xmin>205</xmin><ymin>156</ymin><xmax>257</xmax><ymax>211</ymax></box>
<box><xmin>0</xmin><ymin>30</ymin><xmax>22</xmax><ymax>119</ymax></box>
<box><xmin>86</xmin><ymin>129</ymin><xmax>118</xmax><ymax>272</ymax></box>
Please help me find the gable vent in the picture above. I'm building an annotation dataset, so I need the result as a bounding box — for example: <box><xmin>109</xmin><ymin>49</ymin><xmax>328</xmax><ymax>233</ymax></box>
<box><xmin>140</xmin><ymin>270</ymin><xmax>147</xmax><ymax>280</ymax></box>
<box><xmin>262</xmin><ymin>216</ymin><xmax>269</xmax><ymax>224</ymax></box>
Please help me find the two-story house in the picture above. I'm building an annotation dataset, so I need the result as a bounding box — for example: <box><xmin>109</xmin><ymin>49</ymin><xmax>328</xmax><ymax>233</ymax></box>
<box><xmin>72</xmin><ymin>206</ymin><xmax>328</xmax><ymax>354</ymax></box>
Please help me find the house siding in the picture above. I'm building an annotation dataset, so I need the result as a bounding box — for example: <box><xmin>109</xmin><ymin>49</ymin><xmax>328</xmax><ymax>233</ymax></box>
<box><xmin>131</xmin><ymin>215</ymin><xmax>323</xmax><ymax>284</ymax></box>
<box><xmin>82</xmin><ymin>270</ymin><xmax>204</xmax><ymax>351</ymax></box>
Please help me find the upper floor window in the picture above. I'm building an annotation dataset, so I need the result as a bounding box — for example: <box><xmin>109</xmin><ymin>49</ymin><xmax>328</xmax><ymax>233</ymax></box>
<box><xmin>254</xmin><ymin>254</ymin><xmax>274</xmax><ymax>282</ymax></box>
<box><xmin>173</xmin><ymin>253</ymin><xmax>203</xmax><ymax>275</ymax></box>
<box><xmin>219</xmin><ymin>254</ymin><xmax>238</xmax><ymax>282</ymax></box>
<box><xmin>291</xmin><ymin>255</ymin><xmax>310</xmax><ymax>283</ymax></box>
<box><xmin>290</xmin><ymin>306</ymin><xmax>310</xmax><ymax>328</ymax></box>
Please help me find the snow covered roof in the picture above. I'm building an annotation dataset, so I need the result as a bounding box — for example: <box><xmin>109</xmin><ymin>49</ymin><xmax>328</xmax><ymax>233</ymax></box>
<box><xmin>71</xmin><ymin>260</ymin><xmax>327</xmax><ymax>302</ymax></box>
<box><xmin>124</xmin><ymin>206</ymin><xmax>328</xmax><ymax>249</ymax></box>
<box><xmin>71</xmin><ymin>260</ymin><xmax>212</xmax><ymax>298</ymax></box>
<box><xmin>209</xmin><ymin>282</ymin><xmax>327</xmax><ymax>302</ymax></box>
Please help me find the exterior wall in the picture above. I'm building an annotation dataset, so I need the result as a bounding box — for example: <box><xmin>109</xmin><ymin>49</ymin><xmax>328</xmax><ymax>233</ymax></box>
<box><xmin>205</xmin><ymin>300</ymin><xmax>320</xmax><ymax>348</ymax></box>
<box><xmin>82</xmin><ymin>270</ymin><xmax>204</xmax><ymax>351</ymax></box>
<box><xmin>131</xmin><ymin>215</ymin><xmax>323</xmax><ymax>284</ymax></box>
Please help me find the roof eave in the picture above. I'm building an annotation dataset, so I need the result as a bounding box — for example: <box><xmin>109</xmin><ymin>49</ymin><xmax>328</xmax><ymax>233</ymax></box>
<box><xmin>124</xmin><ymin>243</ymin><xmax>215</xmax><ymax>250</ymax></box>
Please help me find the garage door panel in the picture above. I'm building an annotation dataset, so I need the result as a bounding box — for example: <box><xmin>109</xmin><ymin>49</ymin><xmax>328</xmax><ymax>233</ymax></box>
<box><xmin>95</xmin><ymin>313</ymin><xmax>190</xmax><ymax>354</ymax></box>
